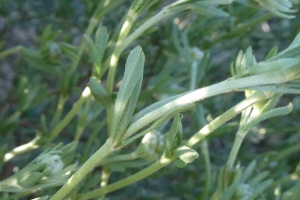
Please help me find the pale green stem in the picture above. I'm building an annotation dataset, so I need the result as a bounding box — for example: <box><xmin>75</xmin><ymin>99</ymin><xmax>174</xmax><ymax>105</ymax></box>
<box><xmin>0</xmin><ymin>46</ymin><xmax>22</xmax><ymax>59</ymax></box>
<box><xmin>74</xmin><ymin>126</ymin><xmax>85</xmax><ymax>142</ymax></box>
<box><xmin>50</xmin><ymin>139</ymin><xmax>114</xmax><ymax>200</ymax></box>
<box><xmin>226</xmin><ymin>129</ymin><xmax>247</xmax><ymax>170</ymax></box>
<box><xmin>120</xmin><ymin>9</ymin><xmax>174</xmax><ymax>53</ymax></box>
<box><xmin>198</xmin><ymin>140</ymin><xmax>211</xmax><ymax>200</ymax></box>
<box><xmin>48</xmin><ymin>87</ymin><xmax>91</xmax><ymax>141</ymax></box>
<box><xmin>74</xmin><ymin>98</ymin><xmax>91</xmax><ymax>141</ymax></box>
<box><xmin>99</xmin><ymin>167</ymin><xmax>111</xmax><ymax>200</ymax></box>
<box><xmin>185</xmin><ymin>92</ymin><xmax>270</xmax><ymax>147</ymax></box>
<box><xmin>105</xmin><ymin>11</ymin><xmax>135</xmax><ymax>136</ymax></box>
<box><xmin>77</xmin><ymin>156</ymin><xmax>175</xmax><ymax>200</ymax></box>
<box><xmin>106</xmin><ymin>14</ymin><xmax>135</xmax><ymax>93</ymax></box>
<box><xmin>125</xmin><ymin>71</ymin><xmax>287</xmax><ymax>139</ymax></box>
<box><xmin>77</xmin><ymin>92</ymin><xmax>267</xmax><ymax>200</ymax></box>
<box><xmin>4</xmin><ymin>134</ymin><xmax>40</xmax><ymax>162</ymax></box>
<box><xmin>51</xmin><ymin>95</ymin><xmax>67</xmax><ymax>128</ymax></box>
<box><xmin>190</xmin><ymin>60</ymin><xmax>211</xmax><ymax>200</ymax></box>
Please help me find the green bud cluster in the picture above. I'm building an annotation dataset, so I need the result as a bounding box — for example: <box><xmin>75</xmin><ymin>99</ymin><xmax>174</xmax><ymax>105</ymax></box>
<box><xmin>40</xmin><ymin>41</ymin><xmax>61</xmax><ymax>64</ymax></box>
<box><xmin>135</xmin><ymin>131</ymin><xmax>164</xmax><ymax>161</ymax></box>
<box><xmin>39</xmin><ymin>154</ymin><xmax>64</xmax><ymax>176</ymax></box>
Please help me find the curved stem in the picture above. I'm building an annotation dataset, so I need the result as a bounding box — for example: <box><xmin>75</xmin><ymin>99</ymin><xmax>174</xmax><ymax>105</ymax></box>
<box><xmin>51</xmin><ymin>95</ymin><xmax>67</xmax><ymax>128</ymax></box>
<box><xmin>77</xmin><ymin>156</ymin><xmax>174</xmax><ymax>200</ymax></box>
<box><xmin>125</xmin><ymin>71</ymin><xmax>286</xmax><ymax>139</ymax></box>
<box><xmin>106</xmin><ymin>14</ymin><xmax>135</xmax><ymax>94</ymax></box>
<box><xmin>48</xmin><ymin>87</ymin><xmax>91</xmax><ymax>141</ymax></box>
<box><xmin>99</xmin><ymin>167</ymin><xmax>111</xmax><ymax>200</ymax></box>
<box><xmin>4</xmin><ymin>134</ymin><xmax>40</xmax><ymax>162</ymax></box>
<box><xmin>198</xmin><ymin>140</ymin><xmax>211</xmax><ymax>200</ymax></box>
<box><xmin>226</xmin><ymin>129</ymin><xmax>246</xmax><ymax>170</ymax></box>
<box><xmin>185</xmin><ymin>92</ymin><xmax>270</xmax><ymax>147</ymax></box>
<box><xmin>74</xmin><ymin>97</ymin><xmax>91</xmax><ymax>141</ymax></box>
<box><xmin>120</xmin><ymin>10</ymin><xmax>173</xmax><ymax>53</ymax></box>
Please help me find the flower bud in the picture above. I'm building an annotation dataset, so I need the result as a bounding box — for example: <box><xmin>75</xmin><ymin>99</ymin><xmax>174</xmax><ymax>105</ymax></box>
<box><xmin>40</xmin><ymin>154</ymin><xmax>64</xmax><ymax>176</ymax></box>
<box><xmin>135</xmin><ymin>131</ymin><xmax>164</xmax><ymax>161</ymax></box>
<box><xmin>41</xmin><ymin>41</ymin><xmax>61</xmax><ymax>64</ymax></box>
<box><xmin>191</xmin><ymin>47</ymin><xmax>204</xmax><ymax>62</ymax></box>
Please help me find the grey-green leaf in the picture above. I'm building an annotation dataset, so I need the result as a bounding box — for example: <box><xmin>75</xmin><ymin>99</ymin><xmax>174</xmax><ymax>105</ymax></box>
<box><xmin>110</xmin><ymin>46</ymin><xmax>145</xmax><ymax>146</ymax></box>
<box><xmin>88</xmin><ymin>78</ymin><xmax>113</xmax><ymax>108</ymax></box>
<box><xmin>174</xmin><ymin>145</ymin><xmax>199</xmax><ymax>163</ymax></box>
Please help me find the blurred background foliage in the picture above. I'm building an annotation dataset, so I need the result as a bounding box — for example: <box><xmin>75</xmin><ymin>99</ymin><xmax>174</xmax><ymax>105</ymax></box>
<box><xmin>0</xmin><ymin>0</ymin><xmax>300</xmax><ymax>199</ymax></box>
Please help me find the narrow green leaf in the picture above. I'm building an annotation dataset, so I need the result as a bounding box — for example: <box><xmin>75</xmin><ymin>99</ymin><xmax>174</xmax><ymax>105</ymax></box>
<box><xmin>248</xmin><ymin>58</ymin><xmax>300</xmax><ymax>75</ymax></box>
<box><xmin>163</xmin><ymin>114</ymin><xmax>182</xmax><ymax>156</ymax></box>
<box><xmin>191</xmin><ymin>3</ymin><xmax>230</xmax><ymax>17</ymax></box>
<box><xmin>130</xmin><ymin>0</ymin><xmax>159</xmax><ymax>17</ymax></box>
<box><xmin>266</xmin><ymin>46</ymin><xmax>278</xmax><ymax>60</ymax></box>
<box><xmin>83</xmin><ymin>34</ymin><xmax>97</xmax><ymax>63</ymax></box>
<box><xmin>88</xmin><ymin>78</ymin><xmax>113</xmax><ymax>108</ymax></box>
<box><xmin>241</xmin><ymin>160</ymin><xmax>257</xmax><ymax>183</ymax></box>
<box><xmin>95</xmin><ymin>24</ymin><xmax>108</xmax><ymax>69</ymax></box>
<box><xmin>18</xmin><ymin>172</ymin><xmax>44</xmax><ymax>187</ymax></box>
<box><xmin>110</xmin><ymin>46</ymin><xmax>145</xmax><ymax>146</ymax></box>
<box><xmin>41</xmin><ymin>25</ymin><xmax>52</xmax><ymax>46</ymax></box>
<box><xmin>174</xmin><ymin>145</ymin><xmax>199</xmax><ymax>163</ymax></box>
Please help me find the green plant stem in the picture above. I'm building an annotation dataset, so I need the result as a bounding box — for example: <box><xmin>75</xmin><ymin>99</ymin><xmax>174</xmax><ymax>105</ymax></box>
<box><xmin>101</xmin><ymin>3</ymin><xmax>185</xmax><ymax>78</ymax></box>
<box><xmin>106</xmin><ymin>14</ymin><xmax>135</xmax><ymax>94</ymax></box>
<box><xmin>99</xmin><ymin>167</ymin><xmax>111</xmax><ymax>200</ymax></box>
<box><xmin>77</xmin><ymin>156</ymin><xmax>175</xmax><ymax>200</ymax></box>
<box><xmin>77</xmin><ymin>92</ymin><xmax>267</xmax><ymax>200</ymax></box>
<box><xmin>48</xmin><ymin>88</ymin><xmax>91</xmax><ymax>141</ymax></box>
<box><xmin>125</xmin><ymin>71</ymin><xmax>288</xmax><ymax>139</ymax></box>
<box><xmin>185</xmin><ymin>92</ymin><xmax>270</xmax><ymax>147</ymax></box>
<box><xmin>50</xmin><ymin>139</ymin><xmax>114</xmax><ymax>200</ymax></box>
<box><xmin>190</xmin><ymin>60</ymin><xmax>211</xmax><ymax>200</ymax></box>
<box><xmin>74</xmin><ymin>97</ymin><xmax>91</xmax><ymax>141</ymax></box>
<box><xmin>105</xmin><ymin>10</ymin><xmax>136</xmax><ymax>136</ymax></box>
<box><xmin>0</xmin><ymin>46</ymin><xmax>22</xmax><ymax>59</ymax></box>
<box><xmin>198</xmin><ymin>140</ymin><xmax>211</xmax><ymax>200</ymax></box>
<box><xmin>3</xmin><ymin>134</ymin><xmax>40</xmax><ymax>162</ymax></box>
<box><xmin>51</xmin><ymin>95</ymin><xmax>67</xmax><ymax>128</ymax></box>
<box><xmin>226</xmin><ymin>129</ymin><xmax>247</xmax><ymax>170</ymax></box>
<box><xmin>206</xmin><ymin>12</ymin><xmax>274</xmax><ymax>48</ymax></box>
<box><xmin>120</xmin><ymin>9</ymin><xmax>174</xmax><ymax>53</ymax></box>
